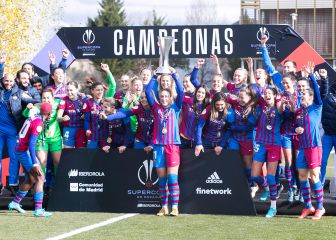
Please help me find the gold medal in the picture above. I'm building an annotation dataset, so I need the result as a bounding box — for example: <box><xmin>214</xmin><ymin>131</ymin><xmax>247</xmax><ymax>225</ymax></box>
<box><xmin>217</xmin><ymin>132</ymin><xmax>221</xmax><ymax>138</ymax></box>
<box><xmin>107</xmin><ymin>137</ymin><xmax>112</xmax><ymax>143</ymax></box>
<box><xmin>98</xmin><ymin>125</ymin><xmax>100</xmax><ymax>129</ymax></box>
<box><xmin>162</xmin><ymin>128</ymin><xmax>167</xmax><ymax>134</ymax></box>
<box><xmin>266</xmin><ymin>125</ymin><xmax>272</xmax><ymax>131</ymax></box>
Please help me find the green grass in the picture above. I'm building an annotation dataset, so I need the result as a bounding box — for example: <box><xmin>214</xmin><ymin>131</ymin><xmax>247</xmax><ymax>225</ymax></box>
<box><xmin>1</xmin><ymin>212</ymin><xmax>336</xmax><ymax>240</ymax></box>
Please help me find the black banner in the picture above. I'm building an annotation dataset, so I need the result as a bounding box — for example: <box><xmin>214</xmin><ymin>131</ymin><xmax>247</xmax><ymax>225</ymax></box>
<box><xmin>48</xmin><ymin>148</ymin><xmax>256</xmax><ymax>215</ymax></box>
<box><xmin>56</xmin><ymin>25</ymin><xmax>302</xmax><ymax>60</ymax></box>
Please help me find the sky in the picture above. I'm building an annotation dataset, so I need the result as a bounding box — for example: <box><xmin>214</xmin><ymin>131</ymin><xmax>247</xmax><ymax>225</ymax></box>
<box><xmin>62</xmin><ymin>0</ymin><xmax>240</xmax><ymax>26</ymax></box>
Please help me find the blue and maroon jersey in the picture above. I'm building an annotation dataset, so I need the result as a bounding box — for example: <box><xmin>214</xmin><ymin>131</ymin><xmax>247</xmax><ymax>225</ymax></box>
<box><xmin>197</xmin><ymin>108</ymin><xmax>234</xmax><ymax>145</ymax></box>
<box><xmin>226</xmin><ymin>82</ymin><xmax>246</xmax><ymax>97</ymax></box>
<box><xmin>15</xmin><ymin>115</ymin><xmax>43</xmax><ymax>152</ymax></box>
<box><xmin>105</xmin><ymin>118</ymin><xmax>131</xmax><ymax>147</ymax></box>
<box><xmin>130</xmin><ymin>106</ymin><xmax>154</xmax><ymax>145</ymax></box>
<box><xmin>83</xmin><ymin>98</ymin><xmax>105</xmax><ymax>142</ymax></box>
<box><xmin>280</xmin><ymin>91</ymin><xmax>301</xmax><ymax>135</ymax></box>
<box><xmin>151</xmin><ymin>102</ymin><xmax>181</xmax><ymax>145</ymax></box>
<box><xmin>227</xmin><ymin>97</ymin><xmax>257</xmax><ymax>142</ymax></box>
<box><xmin>183</xmin><ymin>92</ymin><xmax>194</xmax><ymax>98</ymax></box>
<box><xmin>180</xmin><ymin>96</ymin><xmax>209</xmax><ymax>141</ymax></box>
<box><xmin>114</xmin><ymin>90</ymin><xmax>125</xmax><ymax>105</ymax></box>
<box><xmin>255</xmin><ymin>98</ymin><xmax>283</xmax><ymax>146</ymax></box>
<box><xmin>250</xmin><ymin>83</ymin><xmax>268</xmax><ymax>97</ymax></box>
<box><xmin>62</xmin><ymin>96</ymin><xmax>86</xmax><ymax>128</ymax></box>
<box><xmin>294</xmin><ymin>104</ymin><xmax>322</xmax><ymax>149</ymax></box>
<box><xmin>47</xmin><ymin>83</ymin><xmax>67</xmax><ymax>99</ymax></box>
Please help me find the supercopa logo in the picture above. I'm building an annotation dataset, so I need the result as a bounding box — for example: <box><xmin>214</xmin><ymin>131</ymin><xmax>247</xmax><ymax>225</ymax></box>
<box><xmin>256</xmin><ymin>27</ymin><xmax>269</xmax><ymax>42</ymax></box>
<box><xmin>83</xmin><ymin>29</ymin><xmax>95</xmax><ymax>45</ymax></box>
<box><xmin>138</xmin><ymin>160</ymin><xmax>159</xmax><ymax>188</ymax></box>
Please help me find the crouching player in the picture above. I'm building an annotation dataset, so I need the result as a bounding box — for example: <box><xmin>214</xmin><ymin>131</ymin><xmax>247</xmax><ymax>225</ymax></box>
<box><xmin>8</xmin><ymin>102</ymin><xmax>53</xmax><ymax>217</ymax></box>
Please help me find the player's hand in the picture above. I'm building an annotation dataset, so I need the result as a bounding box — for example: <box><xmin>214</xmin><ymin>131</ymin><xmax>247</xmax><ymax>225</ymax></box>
<box><xmin>260</xmin><ymin>34</ymin><xmax>268</xmax><ymax>45</ymax></box>
<box><xmin>118</xmin><ymin>146</ymin><xmax>126</xmax><ymax>153</ymax></box>
<box><xmin>62</xmin><ymin>115</ymin><xmax>70</xmax><ymax>121</ymax></box>
<box><xmin>48</xmin><ymin>50</ymin><xmax>56</xmax><ymax>64</ymax></box>
<box><xmin>26</xmin><ymin>103</ymin><xmax>34</xmax><ymax>109</ymax></box>
<box><xmin>196</xmin><ymin>58</ymin><xmax>205</xmax><ymax>68</ymax></box>
<box><xmin>62</xmin><ymin>48</ymin><xmax>69</xmax><ymax>59</ymax></box>
<box><xmin>214</xmin><ymin>146</ymin><xmax>223</xmax><ymax>156</ymax></box>
<box><xmin>246</xmin><ymin>57</ymin><xmax>253</xmax><ymax>70</ymax></box>
<box><xmin>86</xmin><ymin>130</ymin><xmax>92</xmax><ymax>137</ymax></box>
<box><xmin>101</xmin><ymin>63</ymin><xmax>110</xmax><ymax>73</ymax></box>
<box><xmin>318</xmin><ymin>69</ymin><xmax>328</xmax><ymax>79</ymax></box>
<box><xmin>210</xmin><ymin>54</ymin><xmax>219</xmax><ymax>66</ymax></box>
<box><xmin>195</xmin><ymin>145</ymin><xmax>204</xmax><ymax>157</ymax></box>
<box><xmin>99</xmin><ymin>112</ymin><xmax>107</xmax><ymax>120</ymax></box>
<box><xmin>295</xmin><ymin>127</ymin><xmax>304</xmax><ymax>135</ymax></box>
<box><xmin>102</xmin><ymin>145</ymin><xmax>110</xmax><ymax>153</ymax></box>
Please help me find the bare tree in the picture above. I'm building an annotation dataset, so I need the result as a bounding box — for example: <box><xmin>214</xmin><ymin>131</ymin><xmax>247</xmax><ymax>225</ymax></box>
<box><xmin>185</xmin><ymin>0</ymin><xmax>230</xmax><ymax>86</ymax></box>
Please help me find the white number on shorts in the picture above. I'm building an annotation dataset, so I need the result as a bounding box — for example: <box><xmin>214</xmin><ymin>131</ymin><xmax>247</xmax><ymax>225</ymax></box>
<box><xmin>64</xmin><ymin>131</ymin><xmax>70</xmax><ymax>138</ymax></box>
<box><xmin>254</xmin><ymin>144</ymin><xmax>260</xmax><ymax>153</ymax></box>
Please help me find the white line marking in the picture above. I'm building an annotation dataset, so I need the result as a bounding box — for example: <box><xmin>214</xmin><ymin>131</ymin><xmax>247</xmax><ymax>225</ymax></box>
<box><xmin>46</xmin><ymin>213</ymin><xmax>138</xmax><ymax>240</ymax></box>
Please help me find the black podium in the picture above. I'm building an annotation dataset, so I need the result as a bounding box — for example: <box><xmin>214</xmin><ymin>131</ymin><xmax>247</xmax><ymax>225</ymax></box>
<box><xmin>47</xmin><ymin>148</ymin><xmax>256</xmax><ymax>215</ymax></box>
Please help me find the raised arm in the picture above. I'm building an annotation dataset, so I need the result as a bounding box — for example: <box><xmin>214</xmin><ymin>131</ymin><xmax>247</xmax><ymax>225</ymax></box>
<box><xmin>318</xmin><ymin>69</ymin><xmax>329</xmax><ymax>100</ymax></box>
<box><xmin>106</xmin><ymin>108</ymin><xmax>133</xmax><ymax>121</ymax></box>
<box><xmin>210</xmin><ymin>54</ymin><xmax>228</xmax><ymax>87</ymax></box>
<box><xmin>102</xmin><ymin>63</ymin><xmax>116</xmax><ymax>97</ymax></box>
<box><xmin>190</xmin><ymin>59</ymin><xmax>205</xmax><ymax>88</ymax></box>
<box><xmin>246</xmin><ymin>57</ymin><xmax>256</xmax><ymax>84</ymax></box>
<box><xmin>171</xmin><ymin>68</ymin><xmax>183</xmax><ymax>109</ymax></box>
<box><xmin>305</xmin><ymin>62</ymin><xmax>322</xmax><ymax>105</ymax></box>
<box><xmin>261</xmin><ymin>35</ymin><xmax>283</xmax><ymax>91</ymax></box>
<box><xmin>145</xmin><ymin>75</ymin><xmax>157</xmax><ymax>108</ymax></box>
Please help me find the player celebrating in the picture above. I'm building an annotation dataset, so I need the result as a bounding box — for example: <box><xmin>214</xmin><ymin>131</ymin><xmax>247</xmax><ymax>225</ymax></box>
<box><xmin>145</xmin><ymin>67</ymin><xmax>183</xmax><ymax>216</ymax></box>
<box><xmin>194</xmin><ymin>92</ymin><xmax>234</xmax><ymax>156</ymax></box>
<box><xmin>83</xmin><ymin>82</ymin><xmax>105</xmax><ymax>148</ymax></box>
<box><xmin>103</xmin><ymin>91</ymin><xmax>154</xmax><ymax>153</ymax></box>
<box><xmin>251</xmin><ymin>86</ymin><xmax>284</xmax><ymax>218</ymax></box>
<box><xmin>8</xmin><ymin>102</ymin><xmax>53</xmax><ymax>217</ymax></box>
<box><xmin>60</xmin><ymin>82</ymin><xmax>87</xmax><ymax>148</ymax></box>
<box><xmin>180</xmin><ymin>85</ymin><xmax>211</xmax><ymax>149</ymax></box>
<box><xmin>295</xmin><ymin>63</ymin><xmax>325</xmax><ymax>220</ymax></box>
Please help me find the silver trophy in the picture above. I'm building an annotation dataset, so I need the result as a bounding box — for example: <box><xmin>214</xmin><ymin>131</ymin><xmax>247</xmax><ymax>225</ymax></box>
<box><xmin>156</xmin><ymin>36</ymin><xmax>174</xmax><ymax>74</ymax></box>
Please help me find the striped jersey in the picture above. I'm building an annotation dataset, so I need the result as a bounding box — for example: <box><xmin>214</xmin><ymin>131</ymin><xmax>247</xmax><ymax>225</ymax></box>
<box><xmin>226</xmin><ymin>82</ymin><xmax>246</xmax><ymax>97</ymax></box>
<box><xmin>198</xmin><ymin>108</ymin><xmax>234</xmax><ymax>145</ymax></box>
<box><xmin>83</xmin><ymin>98</ymin><xmax>105</xmax><ymax>142</ymax></box>
<box><xmin>151</xmin><ymin>102</ymin><xmax>181</xmax><ymax>145</ymax></box>
<box><xmin>130</xmin><ymin>105</ymin><xmax>154</xmax><ymax>145</ymax></box>
<box><xmin>47</xmin><ymin>83</ymin><xmax>67</xmax><ymax>99</ymax></box>
<box><xmin>15</xmin><ymin>115</ymin><xmax>43</xmax><ymax>152</ymax></box>
<box><xmin>61</xmin><ymin>96</ymin><xmax>86</xmax><ymax>128</ymax></box>
<box><xmin>180</xmin><ymin>96</ymin><xmax>209</xmax><ymax>141</ymax></box>
<box><xmin>280</xmin><ymin>91</ymin><xmax>301</xmax><ymax>135</ymax></box>
<box><xmin>255</xmin><ymin>98</ymin><xmax>283</xmax><ymax>146</ymax></box>
<box><xmin>294</xmin><ymin>104</ymin><xmax>322</xmax><ymax>149</ymax></box>
<box><xmin>227</xmin><ymin>98</ymin><xmax>257</xmax><ymax>141</ymax></box>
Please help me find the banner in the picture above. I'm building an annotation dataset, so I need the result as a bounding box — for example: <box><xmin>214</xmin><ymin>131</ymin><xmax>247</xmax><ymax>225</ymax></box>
<box><xmin>31</xmin><ymin>25</ymin><xmax>336</xmax><ymax>81</ymax></box>
<box><xmin>48</xmin><ymin>148</ymin><xmax>256</xmax><ymax>215</ymax></box>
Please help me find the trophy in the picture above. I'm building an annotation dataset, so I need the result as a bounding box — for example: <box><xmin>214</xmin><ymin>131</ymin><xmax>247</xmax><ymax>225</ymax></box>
<box><xmin>156</xmin><ymin>36</ymin><xmax>174</xmax><ymax>74</ymax></box>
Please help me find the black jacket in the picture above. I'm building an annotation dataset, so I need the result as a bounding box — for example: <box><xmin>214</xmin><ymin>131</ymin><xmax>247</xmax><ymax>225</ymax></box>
<box><xmin>320</xmin><ymin>77</ymin><xmax>336</xmax><ymax>135</ymax></box>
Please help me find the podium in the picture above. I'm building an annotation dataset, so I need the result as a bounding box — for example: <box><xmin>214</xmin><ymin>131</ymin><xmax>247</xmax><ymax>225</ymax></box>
<box><xmin>48</xmin><ymin>148</ymin><xmax>256</xmax><ymax>215</ymax></box>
